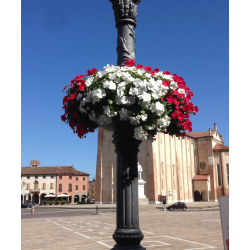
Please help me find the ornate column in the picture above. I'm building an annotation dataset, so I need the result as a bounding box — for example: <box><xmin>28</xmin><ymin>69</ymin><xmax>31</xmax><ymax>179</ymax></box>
<box><xmin>109</xmin><ymin>2</ymin><xmax>145</xmax><ymax>249</ymax></box>
<box><xmin>109</xmin><ymin>0</ymin><xmax>141</xmax><ymax>66</ymax></box>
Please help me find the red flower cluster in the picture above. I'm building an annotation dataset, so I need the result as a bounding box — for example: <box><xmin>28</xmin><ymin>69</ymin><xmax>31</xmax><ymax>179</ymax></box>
<box><xmin>87</xmin><ymin>68</ymin><xmax>97</xmax><ymax>76</ymax></box>
<box><xmin>124</xmin><ymin>59</ymin><xmax>136</xmax><ymax>67</ymax></box>
<box><xmin>160</xmin><ymin>71</ymin><xmax>199</xmax><ymax>135</ymax></box>
<box><xmin>61</xmin><ymin>71</ymin><xmax>97</xmax><ymax>139</ymax></box>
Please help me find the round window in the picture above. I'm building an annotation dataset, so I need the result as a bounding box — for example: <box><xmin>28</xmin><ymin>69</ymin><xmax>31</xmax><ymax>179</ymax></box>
<box><xmin>200</xmin><ymin>162</ymin><xmax>206</xmax><ymax>169</ymax></box>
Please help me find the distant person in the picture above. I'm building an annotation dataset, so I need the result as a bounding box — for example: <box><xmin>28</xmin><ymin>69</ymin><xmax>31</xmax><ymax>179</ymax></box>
<box><xmin>31</xmin><ymin>203</ymin><xmax>35</xmax><ymax>215</ymax></box>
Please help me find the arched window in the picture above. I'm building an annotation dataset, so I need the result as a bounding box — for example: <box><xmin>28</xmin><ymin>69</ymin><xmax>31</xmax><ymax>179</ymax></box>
<box><xmin>217</xmin><ymin>164</ymin><xmax>221</xmax><ymax>186</ymax></box>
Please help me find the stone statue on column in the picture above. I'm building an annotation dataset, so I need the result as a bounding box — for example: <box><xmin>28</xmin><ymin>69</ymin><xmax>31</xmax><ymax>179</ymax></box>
<box><xmin>138</xmin><ymin>162</ymin><xmax>148</xmax><ymax>204</ymax></box>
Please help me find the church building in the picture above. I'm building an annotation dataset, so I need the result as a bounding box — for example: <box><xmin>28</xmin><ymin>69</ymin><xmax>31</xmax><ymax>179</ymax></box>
<box><xmin>95</xmin><ymin>123</ymin><xmax>229</xmax><ymax>204</ymax></box>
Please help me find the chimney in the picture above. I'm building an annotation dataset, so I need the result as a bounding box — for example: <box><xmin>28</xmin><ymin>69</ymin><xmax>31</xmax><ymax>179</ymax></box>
<box><xmin>220</xmin><ymin>133</ymin><xmax>223</xmax><ymax>142</ymax></box>
<box><xmin>209</xmin><ymin>127</ymin><xmax>211</xmax><ymax>136</ymax></box>
<box><xmin>214</xmin><ymin>122</ymin><xmax>217</xmax><ymax>131</ymax></box>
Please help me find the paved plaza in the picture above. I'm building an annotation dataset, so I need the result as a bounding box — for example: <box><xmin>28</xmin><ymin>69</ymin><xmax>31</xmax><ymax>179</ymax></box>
<box><xmin>21</xmin><ymin>207</ymin><xmax>224</xmax><ymax>250</ymax></box>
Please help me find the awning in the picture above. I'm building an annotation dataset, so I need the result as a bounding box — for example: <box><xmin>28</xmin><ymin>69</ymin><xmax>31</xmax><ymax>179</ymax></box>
<box><xmin>44</xmin><ymin>194</ymin><xmax>56</xmax><ymax>197</ymax></box>
<box><xmin>57</xmin><ymin>194</ymin><xmax>69</xmax><ymax>197</ymax></box>
<box><xmin>74</xmin><ymin>196</ymin><xmax>79</xmax><ymax>198</ymax></box>
<box><xmin>81</xmin><ymin>195</ymin><xmax>86</xmax><ymax>198</ymax></box>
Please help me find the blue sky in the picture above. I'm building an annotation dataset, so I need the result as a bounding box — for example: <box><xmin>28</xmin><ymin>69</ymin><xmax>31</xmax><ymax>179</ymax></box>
<box><xmin>21</xmin><ymin>0</ymin><xmax>229</xmax><ymax>180</ymax></box>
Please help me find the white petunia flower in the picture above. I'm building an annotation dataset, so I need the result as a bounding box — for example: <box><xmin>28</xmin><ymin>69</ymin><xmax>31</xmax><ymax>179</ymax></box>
<box><xmin>76</xmin><ymin>93</ymin><xmax>82</xmax><ymax>100</ymax></box>
<box><xmin>103</xmin><ymin>80</ymin><xmax>116</xmax><ymax>90</ymax></box>
<box><xmin>145</xmin><ymin>73</ymin><xmax>152</xmax><ymax>78</ymax></box>
<box><xmin>119</xmin><ymin>108</ymin><xmax>132</xmax><ymax>121</ymax></box>
<box><xmin>96</xmin><ymin>115</ymin><xmax>112</xmax><ymax>125</ymax></box>
<box><xmin>141</xmin><ymin>114</ymin><xmax>148</xmax><ymax>121</ymax></box>
<box><xmin>134</xmin><ymin>126</ymin><xmax>147</xmax><ymax>140</ymax></box>
<box><xmin>138</xmin><ymin>92</ymin><xmax>151</xmax><ymax>102</ymax></box>
<box><xmin>146</xmin><ymin>125</ymin><xmax>156</xmax><ymax>130</ymax></box>
<box><xmin>169</xmin><ymin>81</ymin><xmax>178</xmax><ymax>90</ymax></box>
<box><xmin>97</xmin><ymin>71</ymin><xmax>105</xmax><ymax>78</ymax></box>
<box><xmin>85</xmin><ymin>77</ymin><xmax>94</xmax><ymax>87</ymax></box>
<box><xmin>178</xmin><ymin>88</ymin><xmax>186</xmax><ymax>95</ymax></box>
<box><xmin>150</xmin><ymin>101</ymin><xmax>165</xmax><ymax>116</ymax></box>
<box><xmin>91</xmin><ymin>89</ymin><xmax>106</xmax><ymax>104</ymax></box>
<box><xmin>162</xmin><ymin>74</ymin><xmax>173</xmax><ymax>80</ymax></box>
<box><xmin>130</xmin><ymin>115</ymin><xmax>141</xmax><ymax>125</ymax></box>
<box><xmin>103</xmin><ymin>105</ymin><xmax>116</xmax><ymax>117</ymax></box>
<box><xmin>89</xmin><ymin>113</ymin><xmax>97</xmax><ymax>121</ymax></box>
<box><xmin>157</xmin><ymin>118</ymin><xmax>167</xmax><ymax>128</ymax></box>
<box><xmin>79</xmin><ymin>104</ymin><xmax>87</xmax><ymax>113</ymax></box>
<box><xmin>129</xmin><ymin>87</ymin><xmax>139</xmax><ymax>96</ymax></box>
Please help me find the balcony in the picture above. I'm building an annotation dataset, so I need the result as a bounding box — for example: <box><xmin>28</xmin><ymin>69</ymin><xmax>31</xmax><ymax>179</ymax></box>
<box><xmin>30</xmin><ymin>189</ymin><xmax>40</xmax><ymax>193</ymax></box>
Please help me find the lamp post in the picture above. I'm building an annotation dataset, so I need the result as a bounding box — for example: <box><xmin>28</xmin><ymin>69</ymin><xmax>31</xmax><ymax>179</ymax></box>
<box><xmin>109</xmin><ymin>1</ymin><xmax>145</xmax><ymax>249</ymax></box>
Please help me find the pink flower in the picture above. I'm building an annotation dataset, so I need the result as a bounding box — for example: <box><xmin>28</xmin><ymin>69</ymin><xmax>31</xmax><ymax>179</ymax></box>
<box><xmin>144</xmin><ymin>66</ymin><xmax>152</xmax><ymax>72</ymax></box>
<box><xmin>124</xmin><ymin>59</ymin><xmax>135</xmax><ymax>67</ymax></box>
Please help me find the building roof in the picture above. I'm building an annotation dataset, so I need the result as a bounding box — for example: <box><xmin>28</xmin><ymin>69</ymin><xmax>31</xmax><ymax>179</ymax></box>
<box><xmin>89</xmin><ymin>182</ymin><xmax>95</xmax><ymax>186</ymax></box>
<box><xmin>213</xmin><ymin>143</ymin><xmax>229</xmax><ymax>152</ymax></box>
<box><xmin>21</xmin><ymin>166</ymin><xmax>89</xmax><ymax>176</ymax></box>
<box><xmin>186</xmin><ymin>130</ymin><xmax>216</xmax><ymax>138</ymax></box>
<box><xmin>193</xmin><ymin>175</ymin><xmax>210</xmax><ymax>181</ymax></box>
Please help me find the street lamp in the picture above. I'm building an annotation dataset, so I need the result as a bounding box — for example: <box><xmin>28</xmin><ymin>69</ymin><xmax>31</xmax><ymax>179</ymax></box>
<box><xmin>109</xmin><ymin>1</ymin><xmax>145</xmax><ymax>249</ymax></box>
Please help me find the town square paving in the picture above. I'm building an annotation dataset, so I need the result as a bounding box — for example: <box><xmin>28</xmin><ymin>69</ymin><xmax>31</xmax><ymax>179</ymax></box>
<box><xmin>21</xmin><ymin>209</ymin><xmax>224</xmax><ymax>249</ymax></box>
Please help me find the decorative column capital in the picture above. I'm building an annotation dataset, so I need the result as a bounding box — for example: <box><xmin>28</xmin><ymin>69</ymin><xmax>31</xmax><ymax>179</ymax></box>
<box><xmin>109</xmin><ymin>0</ymin><xmax>142</xmax><ymax>27</ymax></box>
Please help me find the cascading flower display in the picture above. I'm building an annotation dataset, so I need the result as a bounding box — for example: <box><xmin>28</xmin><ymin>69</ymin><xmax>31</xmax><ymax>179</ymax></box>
<box><xmin>61</xmin><ymin>59</ymin><xmax>199</xmax><ymax>140</ymax></box>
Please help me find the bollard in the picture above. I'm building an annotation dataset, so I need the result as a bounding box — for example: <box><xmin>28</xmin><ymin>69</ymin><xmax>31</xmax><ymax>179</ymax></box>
<box><xmin>96</xmin><ymin>205</ymin><xmax>98</xmax><ymax>215</ymax></box>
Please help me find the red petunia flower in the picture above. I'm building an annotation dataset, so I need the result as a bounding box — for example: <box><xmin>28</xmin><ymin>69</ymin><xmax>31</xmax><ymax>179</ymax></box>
<box><xmin>69</xmin><ymin>120</ymin><xmax>75</xmax><ymax>130</ymax></box>
<box><xmin>61</xmin><ymin>114</ymin><xmax>66</xmax><ymax>122</ymax></box>
<box><xmin>63</xmin><ymin>96</ymin><xmax>69</xmax><ymax>105</ymax></box>
<box><xmin>124</xmin><ymin>59</ymin><xmax>135</xmax><ymax>67</ymax></box>
<box><xmin>87</xmin><ymin>68</ymin><xmax>97</xmax><ymax>76</ymax></box>
<box><xmin>180</xmin><ymin>132</ymin><xmax>186</xmax><ymax>139</ymax></box>
<box><xmin>162</xmin><ymin>81</ymin><xmax>170</xmax><ymax>87</ymax></box>
<box><xmin>72</xmin><ymin>111</ymin><xmax>78</xmax><ymax>119</ymax></box>
<box><xmin>77</xmin><ymin>123</ymin><xmax>87</xmax><ymax>138</ymax></box>
<box><xmin>136</xmin><ymin>64</ymin><xmax>143</xmax><ymax>69</ymax></box>
<box><xmin>194</xmin><ymin>106</ymin><xmax>199</xmax><ymax>113</ymax></box>
<box><xmin>153</xmin><ymin>68</ymin><xmax>159</xmax><ymax>73</ymax></box>
<box><xmin>144</xmin><ymin>66</ymin><xmax>152</xmax><ymax>72</ymax></box>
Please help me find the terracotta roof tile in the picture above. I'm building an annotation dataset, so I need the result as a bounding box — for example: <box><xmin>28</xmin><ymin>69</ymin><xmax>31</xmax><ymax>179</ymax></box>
<box><xmin>193</xmin><ymin>175</ymin><xmax>210</xmax><ymax>181</ymax></box>
<box><xmin>213</xmin><ymin>143</ymin><xmax>229</xmax><ymax>151</ymax></box>
<box><xmin>21</xmin><ymin>166</ymin><xmax>89</xmax><ymax>176</ymax></box>
<box><xmin>186</xmin><ymin>130</ymin><xmax>216</xmax><ymax>138</ymax></box>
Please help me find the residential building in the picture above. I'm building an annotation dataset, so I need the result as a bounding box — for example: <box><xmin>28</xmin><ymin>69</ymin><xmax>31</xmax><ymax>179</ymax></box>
<box><xmin>21</xmin><ymin>160</ymin><xmax>89</xmax><ymax>204</ymax></box>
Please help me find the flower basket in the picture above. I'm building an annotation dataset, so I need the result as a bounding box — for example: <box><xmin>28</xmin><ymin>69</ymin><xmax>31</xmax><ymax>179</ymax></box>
<box><xmin>61</xmin><ymin>60</ymin><xmax>198</xmax><ymax>140</ymax></box>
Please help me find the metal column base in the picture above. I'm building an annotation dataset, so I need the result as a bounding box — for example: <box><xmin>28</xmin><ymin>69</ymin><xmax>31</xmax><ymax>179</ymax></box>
<box><xmin>111</xmin><ymin>244</ymin><xmax>146</xmax><ymax>250</ymax></box>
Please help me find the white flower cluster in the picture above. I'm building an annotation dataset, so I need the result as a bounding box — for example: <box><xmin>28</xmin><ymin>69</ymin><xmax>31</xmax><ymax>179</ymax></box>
<box><xmin>76</xmin><ymin>64</ymin><xmax>184</xmax><ymax>140</ymax></box>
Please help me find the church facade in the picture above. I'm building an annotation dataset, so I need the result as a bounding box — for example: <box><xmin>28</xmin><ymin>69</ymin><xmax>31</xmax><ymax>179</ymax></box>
<box><xmin>95</xmin><ymin>123</ymin><xmax>229</xmax><ymax>204</ymax></box>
